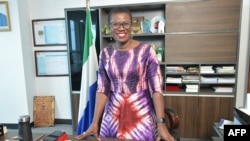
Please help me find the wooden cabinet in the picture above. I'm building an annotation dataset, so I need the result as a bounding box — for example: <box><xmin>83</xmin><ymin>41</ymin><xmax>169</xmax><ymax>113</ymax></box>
<box><xmin>162</xmin><ymin>0</ymin><xmax>241</xmax><ymax>139</ymax></box>
<box><xmin>164</xmin><ymin>96</ymin><xmax>234</xmax><ymax>138</ymax></box>
<box><xmin>66</xmin><ymin>0</ymin><xmax>242</xmax><ymax>138</ymax></box>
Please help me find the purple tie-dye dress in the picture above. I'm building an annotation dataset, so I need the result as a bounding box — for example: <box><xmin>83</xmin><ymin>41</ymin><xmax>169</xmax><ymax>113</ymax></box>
<box><xmin>97</xmin><ymin>42</ymin><xmax>163</xmax><ymax>141</ymax></box>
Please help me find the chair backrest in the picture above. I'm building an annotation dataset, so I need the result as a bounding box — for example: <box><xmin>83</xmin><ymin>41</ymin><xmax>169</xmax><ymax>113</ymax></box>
<box><xmin>164</xmin><ymin>108</ymin><xmax>179</xmax><ymax>130</ymax></box>
<box><xmin>164</xmin><ymin>108</ymin><xmax>180</xmax><ymax>141</ymax></box>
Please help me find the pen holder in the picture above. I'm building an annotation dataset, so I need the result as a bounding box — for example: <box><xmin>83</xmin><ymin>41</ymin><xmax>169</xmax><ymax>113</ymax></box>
<box><xmin>18</xmin><ymin>115</ymin><xmax>33</xmax><ymax>141</ymax></box>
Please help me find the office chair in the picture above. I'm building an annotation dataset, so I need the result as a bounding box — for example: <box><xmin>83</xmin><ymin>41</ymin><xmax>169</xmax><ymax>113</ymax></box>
<box><xmin>164</xmin><ymin>108</ymin><xmax>180</xmax><ymax>141</ymax></box>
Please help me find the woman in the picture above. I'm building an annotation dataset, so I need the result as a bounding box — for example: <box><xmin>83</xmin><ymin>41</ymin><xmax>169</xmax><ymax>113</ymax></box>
<box><xmin>75</xmin><ymin>7</ymin><xmax>175</xmax><ymax>141</ymax></box>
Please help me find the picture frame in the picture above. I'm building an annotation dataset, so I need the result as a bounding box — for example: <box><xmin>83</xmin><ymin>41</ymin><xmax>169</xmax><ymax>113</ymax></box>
<box><xmin>33</xmin><ymin>96</ymin><xmax>55</xmax><ymax>127</ymax></box>
<box><xmin>132</xmin><ymin>16</ymin><xmax>144</xmax><ymax>34</ymax></box>
<box><xmin>32</xmin><ymin>18</ymin><xmax>66</xmax><ymax>46</ymax></box>
<box><xmin>34</xmin><ymin>50</ymin><xmax>69</xmax><ymax>76</ymax></box>
<box><xmin>0</xmin><ymin>1</ymin><xmax>11</xmax><ymax>31</ymax></box>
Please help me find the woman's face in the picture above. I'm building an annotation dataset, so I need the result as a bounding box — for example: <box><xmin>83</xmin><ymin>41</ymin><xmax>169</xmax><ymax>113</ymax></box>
<box><xmin>110</xmin><ymin>13</ymin><xmax>132</xmax><ymax>44</ymax></box>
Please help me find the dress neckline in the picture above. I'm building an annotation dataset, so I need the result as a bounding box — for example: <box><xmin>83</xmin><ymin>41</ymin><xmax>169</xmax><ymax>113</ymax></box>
<box><xmin>112</xmin><ymin>42</ymin><xmax>141</xmax><ymax>52</ymax></box>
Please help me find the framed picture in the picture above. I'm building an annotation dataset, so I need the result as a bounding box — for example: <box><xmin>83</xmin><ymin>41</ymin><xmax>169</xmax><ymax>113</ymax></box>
<box><xmin>33</xmin><ymin>96</ymin><xmax>55</xmax><ymax>127</ymax></box>
<box><xmin>32</xmin><ymin>18</ymin><xmax>66</xmax><ymax>46</ymax></box>
<box><xmin>34</xmin><ymin>50</ymin><xmax>69</xmax><ymax>76</ymax></box>
<box><xmin>132</xmin><ymin>16</ymin><xmax>144</xmax><ymax>34</ymax></box>
<box><xmin>0</xmin><ymin>1</ymin><xmax>11</xmax><ymax>31</ymax></box>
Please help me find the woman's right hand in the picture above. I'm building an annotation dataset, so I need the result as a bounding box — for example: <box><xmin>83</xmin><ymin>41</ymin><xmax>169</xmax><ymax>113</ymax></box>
<box><xmin>75</xmin><ymin>123</ymin><xmax>101</xmax><ymax>140</ymax></box>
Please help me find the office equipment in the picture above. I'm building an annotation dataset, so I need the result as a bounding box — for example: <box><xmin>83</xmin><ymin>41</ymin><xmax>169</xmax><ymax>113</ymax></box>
<box><xmin>234</xmin><ymin>107</ymin><xmax>250</xmax><ymax>124</ymax></box>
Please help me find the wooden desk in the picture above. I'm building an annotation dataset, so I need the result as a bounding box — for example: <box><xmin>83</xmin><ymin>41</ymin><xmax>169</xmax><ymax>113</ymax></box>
<box><xmin>0</xmin><ymin>131</ymin><xmax>140</xmax><ymax>141</ymax></box>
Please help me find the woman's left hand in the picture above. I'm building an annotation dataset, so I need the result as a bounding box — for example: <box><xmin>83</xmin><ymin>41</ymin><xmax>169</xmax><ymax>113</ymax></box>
<box><xmin>156</xmin><ymin>123</ymin><xmax>176</xmax><ymax>141</ymax></box>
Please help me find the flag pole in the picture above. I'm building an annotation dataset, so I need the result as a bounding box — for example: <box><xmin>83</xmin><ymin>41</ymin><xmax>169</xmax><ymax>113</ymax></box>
<box><xmin>86</xmin><ymin>0</ymin><xmax>90</xmax><ymax>9</ymax></box>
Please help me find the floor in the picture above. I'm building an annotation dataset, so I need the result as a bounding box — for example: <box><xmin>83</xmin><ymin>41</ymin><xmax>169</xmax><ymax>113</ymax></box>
<box><xmin>7</xmin><ymin>124</ymin><xmax>73</xmax><ymax>135</ymax></box>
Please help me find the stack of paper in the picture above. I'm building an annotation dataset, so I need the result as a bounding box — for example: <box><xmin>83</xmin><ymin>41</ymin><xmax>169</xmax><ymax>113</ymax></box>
<box><xmin>185</xmin><ymin>84</ymin><xmax>199</xmax><ymax>93</ymax></box>
<box><xmin>166</xmin><ymin>66</ymin><xmax>186</xmax><ymax>73</ymax></box>
<box><xmin>200</xmin><ymin>76</ymin><xmax>217</xmax><ymax>83</ymax></box>
<box><xmin>166</xmin><ymin>77</ymin><xmax>182</xmax><ymax>83</ymax></box>
<box><xmin>200</xmin><ymin>66</ymin><xmax>214</xmax><ymax>74</ymax></box>
<box><xmin>182</xmin><ymin>75</ymin><xmax>200</xmax><ymax>83</ymax></box>
<box><xmin>215</xmin><ymin>66</ymin><xmax>235</xmax><ymax>74</ymax></box>
<box><xmin>212</xmin><ymin>86</ymin><xmax>233</xmax><ymax>93</ymax></box>
<box><xmin>217</xmin><ymin>77</ymin><xmax>235</xmax><ymax>83</ymax></box>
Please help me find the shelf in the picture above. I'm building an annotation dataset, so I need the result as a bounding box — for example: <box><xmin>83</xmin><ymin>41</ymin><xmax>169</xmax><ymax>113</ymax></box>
<box><xmin>101</xmin><ymin>4</ymin><xmax>165</xmax><ymax>12</ymax></box>
<box><xmin>102</xmin><ymin>33</ymin><xmax>165</xmax><ymax>38</ymax></box>
<box><xmin>164</xmin><ymin>63</ymin><xmax>236</xmax><ymax>96</ymax></box>
<box><xmin>102</xmin><ymin>30</ymin><xmax>239</xmax><ymax>38</ymax></box>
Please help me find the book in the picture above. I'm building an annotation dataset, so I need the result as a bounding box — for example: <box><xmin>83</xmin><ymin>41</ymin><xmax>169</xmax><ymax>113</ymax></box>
<box><xmin>212</xmin><ymin>86</ymin><xmax>233</xmax><ymax>93</ymax></box>
<box><xmin>185</xmin><ymin>88</ymin><xmax>198</xmax><ymax>93</ymax></box>
<box><xmin>186</xmin><ymin>84</ymin><xmax>199</xmax><ymax>89</ymax></box>
<box><xmin>43</xmin><ymin>136</ymin><xmax>57</xmax><ymax>141</ymax></box>
<box><xmin>43</xmin><ymin>130</ymin><xmax>68</xmax><ymax>141</ymax></box>
<box><xmin>166</xmin><ymin>85</ymin><xmax>180</xmax><ymax>91</ymax></box>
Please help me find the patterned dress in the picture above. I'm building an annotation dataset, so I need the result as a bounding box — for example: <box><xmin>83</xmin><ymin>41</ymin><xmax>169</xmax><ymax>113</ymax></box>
<box><xmin>97</xmin><ymin>42</ymin><xmax>163</xmax><ymax>141</ymax></box>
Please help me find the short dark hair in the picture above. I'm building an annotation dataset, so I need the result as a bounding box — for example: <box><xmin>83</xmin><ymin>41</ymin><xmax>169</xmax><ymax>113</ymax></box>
<box><xmin>108</xmin><ymin>7</ymin><xmax>132</xmax><ymax>24</ymax></box>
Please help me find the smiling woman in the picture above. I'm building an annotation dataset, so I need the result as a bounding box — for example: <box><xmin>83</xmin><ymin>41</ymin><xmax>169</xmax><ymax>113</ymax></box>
<box><xmin>0</xmin><ymin>1</ymin><xmax>11</xmax><ymax>31</ymax></box>
<box><xmin>75</xmin><ymin>7</ymin><xmax>176</xmax><ymax>141</ymax></box>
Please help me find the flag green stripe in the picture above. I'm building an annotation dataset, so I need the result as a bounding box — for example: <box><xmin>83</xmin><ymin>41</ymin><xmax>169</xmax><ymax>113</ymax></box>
<box><xmin>83</xmin><ymin>9</ymin><xmax>93</xmax><ymax>64</ymax></box>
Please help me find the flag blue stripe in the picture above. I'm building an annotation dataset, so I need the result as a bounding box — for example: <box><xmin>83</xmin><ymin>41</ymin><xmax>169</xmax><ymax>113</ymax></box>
<box><xmin>77</xmin><ymin>81</ymin><xmax>97</xmax><ymax>134</ymax></box>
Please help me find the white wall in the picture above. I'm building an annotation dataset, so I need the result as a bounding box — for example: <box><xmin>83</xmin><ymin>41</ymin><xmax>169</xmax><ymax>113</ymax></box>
<box><xmin>0</xmin><ymin>0</ymin><xmax>249</xmax><ymax>124</ymax></box>
<box><xmin>0</xmin><ymin>0</ymin><xmax>30</xmax><ymax>123</ymax></box>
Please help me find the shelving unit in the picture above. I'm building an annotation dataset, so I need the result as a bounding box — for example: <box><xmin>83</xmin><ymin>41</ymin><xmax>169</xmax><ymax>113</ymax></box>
<box><xmin>163</xmin><ymin>63</ymin><xmax>237</xmax><ymax>96</ymax></box>
<box><xmin>99</xmin><ymin>4</ymin><xmax>166</xmax><ymax>49</ymax></box>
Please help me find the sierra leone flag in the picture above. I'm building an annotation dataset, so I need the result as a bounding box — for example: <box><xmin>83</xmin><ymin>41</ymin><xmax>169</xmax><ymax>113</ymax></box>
<box><xmin>76</xmin><ymin>6</ymin><xmax>98</xmax><ymax>135</ymax></box>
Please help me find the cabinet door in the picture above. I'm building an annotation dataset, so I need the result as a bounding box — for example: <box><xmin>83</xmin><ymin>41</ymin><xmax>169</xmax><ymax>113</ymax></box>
<box><xmin>164</xmin><ymin>96</ymin><xmax>234</xmax><ymax>139</ymax></box>
<box><xmin>197</xmin><ymin>97</ymin><xmax>234</xmax><ymax>138</ymax></box>
<box><xmin>165</xmin><ymin>0</ymin><xmax>240</xmax><ymax>32</ymax></box>
<box><xmin>164</xmin><ymin>96</ymin><xmax>199</xmax><ymax>138</ymax></box>
<box><xmin>165</xmin><ymin>33</ymin><xmax>238</xmax><ymax>63</ymax></box>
